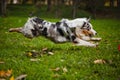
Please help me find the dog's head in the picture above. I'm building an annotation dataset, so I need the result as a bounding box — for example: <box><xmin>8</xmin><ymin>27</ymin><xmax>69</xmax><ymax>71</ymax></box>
<box><xmin>75</xmin><ymin>18</ymin><xmax>97</xmax><ymax>38</ymax></box>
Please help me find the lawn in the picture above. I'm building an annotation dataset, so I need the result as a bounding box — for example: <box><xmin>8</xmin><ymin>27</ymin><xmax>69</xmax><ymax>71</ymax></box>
<box><xmin>0</xmin><ymin>5</ymin><xmax>120</xmax><ymax>80</ymax></box>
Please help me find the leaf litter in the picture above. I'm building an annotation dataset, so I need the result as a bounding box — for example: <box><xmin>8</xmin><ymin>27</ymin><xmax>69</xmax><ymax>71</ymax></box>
<box><xmin>15</xmin><ymin>74</ymin><xmax>27</xmax><ymax>80</ymax></box>
<box><xmin>9</xmin><ymin>74</ymin><xmax>27</xmax><ymax>80</ymax></box>
<box><xmin>26</xmin><ymin>47</ymin><xmax>54</xmax><ymax>58</ymax></box>
<box><xmin>0</xmin><ymin>69</ymin><xmax>27</xmax><ymax>80</ymax></box>
<box><xmin>0</xmin><ymin>69</ymin><xmax>12</xmax><ymax>80</ymax></box>
<box><xmin>50</xmin><ymin>66</ymin><xmax>68</xmax><ymax>78</ymax></box>
<box><xmin>0</xmin><ymin>61</ymin><xmax>5</xmax><ymax>64</ymax></box>
<box><xmin>94</xmin><ymin>59</ymin><xmax>114</xmax><ymax>65</ymax></box>
<box><xmin>94</xmin><ymin>59</ymin><xmax>106</xmax><ymax>64</ymax></box>
<box><xmin>0</xmin><ymin>69</ymin><xmax>12</xmax><ymax>78</ymax></box>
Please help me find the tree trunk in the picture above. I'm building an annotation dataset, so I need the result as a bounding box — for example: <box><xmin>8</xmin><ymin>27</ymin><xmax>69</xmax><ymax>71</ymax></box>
<box><xmin>22</xmin><ymin>0</ymin><xmax>28</xmax><ymax>4</ymax></box>
<box><xmin>117</xmin><ymin>0</ymin><xmax>120</xmax><ymax>8</ymax></box>
<box><xmin>92</xmin><ymin>0</ymin><xmax>97</xmax><ymax>19</ymax></box>
<box><xmin>110</xmin><ymin>0</ymin><xmax>114</xmax><ymax>7</ymax></box>
<box><xmin>55</xmin><ymin>0</ymin><xmax>62</xmax><ymax>18</ymax></box>
<box><xmin>10</xmin><ymin>0</ymin><xmax>13</xmax><ymax>4</ymax></box>
<box><xmin>47</xmin><ymin>0</ymin><xmax>51</xmax><ymax>12</ymax></box>
<box><xmin>0</xmin><ymin>0</ymin><xmax>7</xmax><ymax>16</ymax></box>
<box><xmin>32</xmin><ymin>0</ymin><xmax>37</xmax><ymax>4</ymax></box>
<box><xmin>72</xmin><ymin>0</ymin><xmax>77</xmax><ymax>18</ymax></box>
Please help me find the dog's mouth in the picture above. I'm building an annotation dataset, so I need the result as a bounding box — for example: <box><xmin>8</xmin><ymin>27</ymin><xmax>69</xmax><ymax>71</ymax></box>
<box><xmin>89</xmin><ymin>34</ymin><xmax>94</xmax><ymax>37</ymax></box>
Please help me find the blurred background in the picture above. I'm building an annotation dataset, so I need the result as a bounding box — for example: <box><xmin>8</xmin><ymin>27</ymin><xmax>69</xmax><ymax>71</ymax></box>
<box><xmin>0</xmin><ymin>0</ymin><xmax>120</xmax><ymax>19</ymax></box>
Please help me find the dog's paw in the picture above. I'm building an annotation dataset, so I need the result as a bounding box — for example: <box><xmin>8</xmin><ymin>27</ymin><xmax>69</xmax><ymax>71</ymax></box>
<box><xmin>9</xmin><ymin>28</ymin><xmax>13</xmax><ymax>32</ymax></box>
<box><xmin>89</xmin><ymin>44</ymin><xmax>97</xmax><ymax>47</ymax></box>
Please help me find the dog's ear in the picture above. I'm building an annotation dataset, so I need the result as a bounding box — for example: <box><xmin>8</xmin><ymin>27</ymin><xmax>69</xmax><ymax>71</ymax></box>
<box><xmin>87</xmin><ymin>17</ymin><xmax>91</xmax><ymax>22</ymax></box>
<box><xmin>33</xmin><ymin>17</ymin><xmax>43</xmax><ymax>23</ymax></box>
<box><xmin>81</xmin><ymin>22</ymin><xmax>86</xmax><ymax>29</ymax></box>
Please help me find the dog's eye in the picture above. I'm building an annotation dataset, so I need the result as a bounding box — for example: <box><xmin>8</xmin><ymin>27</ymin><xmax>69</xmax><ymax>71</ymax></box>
<box><xmin>87</xmin><ymin>24</ymin><xmax>89</xmax><ymax>26</ymax></box>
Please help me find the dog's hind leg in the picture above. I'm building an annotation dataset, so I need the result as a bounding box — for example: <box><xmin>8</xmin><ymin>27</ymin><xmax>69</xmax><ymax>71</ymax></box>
<box><xmin>9</xmin><ymin>27</ymin><xmax>22</xmax><ymax>33</ymax></box>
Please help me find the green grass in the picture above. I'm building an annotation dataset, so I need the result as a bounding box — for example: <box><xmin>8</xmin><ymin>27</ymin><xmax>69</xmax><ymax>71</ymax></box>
<box><xmin>0</xmin><ymin>5</ymin><xmax>120</xmax><ymax>80</ymax></box>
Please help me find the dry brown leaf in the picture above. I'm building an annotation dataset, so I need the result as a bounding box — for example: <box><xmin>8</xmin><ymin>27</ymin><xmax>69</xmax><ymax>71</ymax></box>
<box><xmin>26</xmin><ymin>50</ymin><xmax>39</xmax><ymax>58</ymax></box>
<box><xmin>0</xmin><ymin>70</ymin><xmax>5</xmax><ymax>77</ymax></box>
<box><xmin>15</xmin><ymin>74</ymin><xmax>27</xmax><ymax>80</ymax></box>
<box><xmin>0</xmin><ymin>61</ymin><xmax>5</xmax><ymax>64</ymax></box>
<box><xmin>62</xmin><ymin>67</ymin><xmax>68</xmax><ymax>73</ymax></box>
<box><xmin>42</xmin><ymin>48</ymin><xmax>48</xmax><ymax>51</ymax></box>
<box><xmin>94</xmin><ymin>59</ymin><xmax>106</xmax><ymax>64</ymax></box>
<box><xmin>50</xmin><ymin>67</ymin><xmax>60</xmax><ymax>72</ymax></box>
<box><xmin>48</xmin><ymin>52</ymin><xmax>54</xmax><ymax>55</ymax></box>
<box><xmin>0</xmin><ymin>69</ymin><xmax>12</xmax><ymax>77</ymax></box>
<box><xmin>5</xmin><ymin>69</ymin><xmax>12</xmax><ymax>77</ymax></box>
<box><xmin>30</xmin><ymin>59</ymin><xmax>41</xmax><ymax>62</ymax></box>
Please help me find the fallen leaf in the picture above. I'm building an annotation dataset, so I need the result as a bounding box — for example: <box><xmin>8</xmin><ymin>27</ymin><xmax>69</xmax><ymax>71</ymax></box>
<box><xmin>0</xmin><ymin>70</ymin><xmax>5</xmax><ymax>77</ymax></box>
<box><xmin>27</xmin><ymin>52</ymin><xmax>32</xmax><ymax>57</ymax></box>
<box><xmin>5</xmin><ymin>69</ymin><xmax>12</xmax><ymax>77</ymax></box>
<box><xmin>26</xmin><ymin>50</ymin><xmax>39</xmax><ymax>58</ymax></box>
<box><xmin>30</xmin><ymin>59</ymin><xmax>41</xmax><ymax>62</ymax></box>
<box><xmin>48</xmin><ymin>52</ymin><xmax>54</xmax><ymax>55</ymax></box>
<box><xmin>15</xmin><ymin>74</ymin><xmax>27</xmax><ymax>80</ymax></box>
<box><xmin>62</xmin><ymin>67</ymin><xmax>68</xmax><ymax>73</ymax></box>
<box><xmin>0</xmin><ymin>61</ymin><xmax>5</xmax><ymax>64</ymax></box>
<box><xmin>41</xmin><ymin>48</ymin><xmax>49</xmax><ymax>54</ymax></box>
<box><xmin>94</xmin><ymin>59</ymin><xmax>106</xmax><ymax>64</ymax></box>
<box><xmin>10</xmin><ymin>76</ymin><xmax>14</xmax><ymax>80</ymax></box>
<box><xmin>42</xmin><ymin>48</ymin><xmax>48</xmax><ymax>51</ymax></box>
<box><xmin>0</xmin><ymin>69</ymin><xmax>12</xmax><ymax>77</ymax></box>
<box><xmin>50</xmin><ymin>67</ymin><xmax>60</xmax><ymax>72</ymax></box>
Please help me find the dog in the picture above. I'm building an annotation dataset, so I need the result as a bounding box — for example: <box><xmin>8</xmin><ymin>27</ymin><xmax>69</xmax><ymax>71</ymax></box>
<box><xmin>60</xmin><ymin>18</ymin><xmax>101</xmax><ymax>41</ymax></box>
<box><xmin>9</xmin><ymin>17</ymin><xmax>100</xmax><ymax>47</ymax></box>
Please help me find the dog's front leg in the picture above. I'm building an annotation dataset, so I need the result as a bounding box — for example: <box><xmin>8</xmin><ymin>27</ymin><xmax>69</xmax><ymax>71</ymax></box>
<box><xmin>81</xmin><ymin>36</ymin><xmax>102</xmax><ymax>41</ymax></box>
<box><xmin>74</xmin><ymin>38</ymin><xmax>98</xmax><ymax>47</ymax></box>
<box><xmin>81</xmin><ymin>36</ymin><xmax>91</xmax><ymax>41</ymax></box>
<box><xmin>90</xmin><ymin>37</ymin><xmax>102</xmax><ymax>41</ymax></box>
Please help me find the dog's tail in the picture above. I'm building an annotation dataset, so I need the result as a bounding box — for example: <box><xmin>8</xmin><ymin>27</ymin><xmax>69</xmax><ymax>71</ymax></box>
<box><xmin>9</xmin><ymin>27</ymin><xmax>22</xmax><ymax>33</ymax></box>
